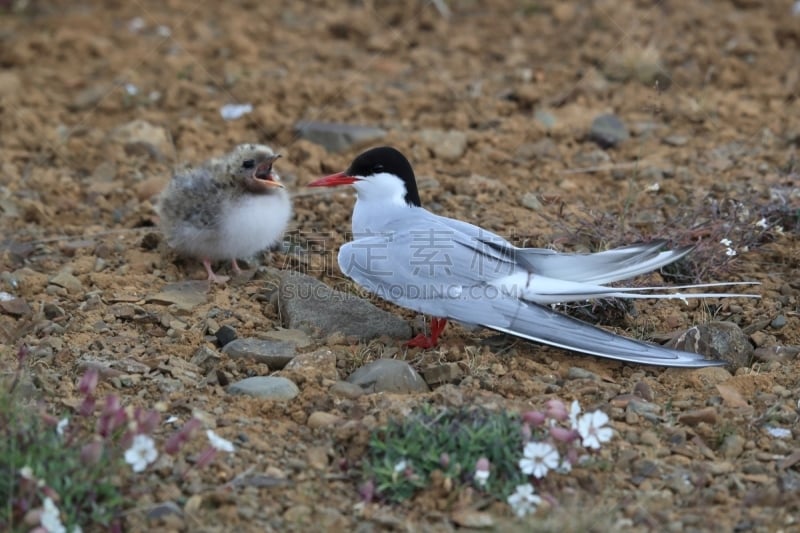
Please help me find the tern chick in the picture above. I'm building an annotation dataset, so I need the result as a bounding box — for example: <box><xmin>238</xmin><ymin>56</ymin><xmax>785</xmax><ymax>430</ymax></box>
<box><xmin>157</xmin><ymin>144</ymin><xmax>291</xmax><ymax>283</ymax></box>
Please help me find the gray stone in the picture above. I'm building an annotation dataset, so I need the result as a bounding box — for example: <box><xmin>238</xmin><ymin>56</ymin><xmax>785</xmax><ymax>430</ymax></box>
<box><xmin>663</xmin><ymin>135</ymin><xmax>689</xmax><ymax>147</ymax></box>
<box><xmin>520</xmin><ymin>192</ymin><xmax>542</xmax><ymax>210</ymax></box>
<box><xmin>49</xmin><ymin>271</ymin><xmax>83</xmax><ymax>293</ymax></box>
<box><xmin>588</xmin><ymin>114</ymin><xmax>629</xmax><ymax>148</ymax></box>
<box><xmin>293</xmin><ymin>120</ymin><xmax>386</xmax><ymax>152</ymax></box>
<box><xmin>278</xmin><ymin>271</ymin><xmax>411</xmax><ymax>341</ymax></box>
<box><xmin>215</xmin><ymin>325</ymin><xmax>237</xmax><ymax>347</ymax></box>
<box><xmin>223</xmin><ymin>338</ymin><xmax>296</xmax><ymax>370</ymax></box>
<box><xmin>281</xmin><ymin>349</ymin><xmax>339</xmax><ymax>381</ymax></box>
<box><xmin>347</xmin><ymin>359</ymin><xmax>429</xmax><ymax>394</ymax></box>
<box><xmin>667</xmin><ymin>321</ymin><xmax>754</xmax><ymax>370</ymax></box>
<box><xmin>227</xmin><ymin>376</ymin><xmax>299</xmax><ymax>400</ymax></box>
<box><xmin>147</xmin><ymin>281</ymin><xmax>208</xmax><ymax>311</ymax></box>
<box><xmin>421</xmin><ymin>363</ymin><xmax>463</xmax><ymax>385</ymax></box>
<box><xmin>111</xmin><ymin>119</ymin><xmax>171</xmax><ymax>161</ymax></box>
<box><xmin>329</xmin><ymin>380</ymin><xmax>365</xmax><ymax>399</ymax></box>
<box><xmin>418</xmin><ymin>129</ymin><xmax>468</xmax><ymax>161</ymax></box>
<box><xmin>770</xmin><ymin>315</ymin><xmax>786</xmax><ymax>329</ymax></box>
<box><xmin>572</xmin><ymin>149</ymin><xmax>611</xmax><ymax>168</ymax></box>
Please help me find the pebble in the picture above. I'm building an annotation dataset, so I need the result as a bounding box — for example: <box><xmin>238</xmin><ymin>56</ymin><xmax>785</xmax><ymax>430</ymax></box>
<box><xmin>281</xmin><ymin>349</ymin><xmax>339</xmax><ymax>381</ymax></box>
<box><xmin>719</xmin><ymin>433</ymin><xmax>746</xmax><ymax>459</ymax></box>
<box><xmin>677</xmin><ymin>407</ymin><xmax>717</xmax><ymax>426</ymax></box>
<box><xmin>49</xmin><ymin>271</ymin><xmax>83</xmax><ymax>293</ymax></box>
<box><xmin>520</xmin><ymin>192</ymin><xmax>543</xmax><ymax>210</ymax></box>
<box><xmin>663</xmin><ymin>135</ymin><xmax>689</xmax><ymax>146</ymax></box>
<box><xmin>215</xmin><ymin>325</ymin><xmax>237</xmax><ymax>347</ymax></box>
<box><xmin>770</xmin><ymin>315</ymin><xmax>786</xmax><ymax>329</ymax></box>
<box><xmin>147</xmin><ymin>281</ymin><xmax>209</xmax><ymax>311</ymax></box>
<box><xmin>667</xmin><ymin>321</ymin><xmax>753</xmax><ymax>370</ymax></box>
<box><xmin>567</xmin><ymin>366</ymin><xmax>600</xmax><ymax>380</ymax></box>
<box><xmin>226</xmin><ymin>376</ymin><xmax>300</xmax><ymax>400</ymax></box>
<box><xmin>418</xmin><ymin>129</ymin><xmax>468</xmax><ymax>161</ymax></box>
<box><xmin>421</xmin><ymin>363</ymin><xmax>463</xmax><ymax>385</ymax></box>
<box><xmin>279</xmin><ymin>271</ymin><xmax>411</xmax><ymax>342</ymax></box>
<box><xmin>111</xmin><ymin>119</ymin><xmax>171</xmax><ymax>161</ymax></box>
<box><xmin>293</xmin><ymin>120</ymin><xmax>386</xmax><ymax>153</ymax></box>
<box><xmin>329</xmin><ymin>380</ymin><xmax>365</xmax><ymax>399</ymax></box>
<box><xmin>307</xmin><ymin>411</ymin><xmax>342</xmax><ymax>429</ymax></box>
<box><xmin>588</xmin><ymin>114</ymin><xmax>629</xmax><ymax>148</ymax></box>
<box><xmin>451</xmin><ymin>509</ymin><xmax>494</xmax><ymax>528</ymax></box>
<box><xmin>347</xmin><ymin>359</ymin><xmax>429</xmax><ymax>394</ymax></box>
<box><xmin>222</xmin><ymin>338</ymin><xmax>296</xmax><ymax>370</ymax></box>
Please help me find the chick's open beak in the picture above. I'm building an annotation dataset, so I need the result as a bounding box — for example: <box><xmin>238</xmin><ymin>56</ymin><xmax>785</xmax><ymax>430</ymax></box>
<box><xmin>254</xmin><ymin>154</ymin><xmax>283</xmax><ymax>188</ymax></box>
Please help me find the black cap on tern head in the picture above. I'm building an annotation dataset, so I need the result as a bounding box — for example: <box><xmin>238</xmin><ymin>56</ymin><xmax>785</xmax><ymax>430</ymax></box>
<box><xmin>347</xmin><ymin>146</ymin><xmax>422</xmax><ymax>207</ymax></box>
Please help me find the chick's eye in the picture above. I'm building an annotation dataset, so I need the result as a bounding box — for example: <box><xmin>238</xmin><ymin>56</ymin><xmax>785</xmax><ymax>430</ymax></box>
<box><xmin>242</xmin><ymin>159</ymin><xmax>255</xmax><ymax>169</ymax></box>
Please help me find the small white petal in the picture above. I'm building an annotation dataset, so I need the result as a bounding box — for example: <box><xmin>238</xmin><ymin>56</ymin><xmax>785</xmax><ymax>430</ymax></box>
<box><xmin>206</xmin><ymin>430</ymin><xmax>235</xmax><ymax>453</ymax></box>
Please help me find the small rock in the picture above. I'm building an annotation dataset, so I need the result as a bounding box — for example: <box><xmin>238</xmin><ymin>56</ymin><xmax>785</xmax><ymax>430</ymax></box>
<box><xmin>533</xmin><ymin>109</ymin><xmax>557</xmax><ymax>129</ymax></box>
<box><xmin>418</xmin><ymin>129</ymin><xmax>468</xmax><ymax>161</ymax></box>
<box><xmin>307</xmin><ymin>411</ymin><xmax>342</xmax><ymax>429</ymax></box>
<box><xmin>215</xmin><ymin>325</ymin><xmax>237</xmax><ymax>347</ymax></box>
<box><xmin>451</xmin><ymin>509</ymin><xmax>494</xmax><ymax>528</ymax></box>
<box><xmin>633</xmin><ymin>380</ymin><xmax>654</xmax><ymax>401</ymax></box>
<box><xmin>222</xmin><ymin>338</ymin><xmax>296</xmax><ymax>370</ymax></box>
<box><xmin>281</xmin><ymin>349</ymin><xmax>338</xmax><ymax>381</ymax></box>
<box><xmin>572</xmin><ymin>149</ymin><xmax>611</xmax><ymax>168</ymax></box>
<box><xmin>227</xmin><ymin>376</ymin><xmax>299</xmax><ymax>400</ymax></box>
<box><xmin>567</xmin><ymin>367</ymin><xmax>599</xmax><ymax>380</ymax></box>
<box><xmin>146</xmin><ymin>501</ymin><xmax>183</xmax><ymax>521</ymax></box>
<box><xmin>147</xmin><ymin>281</ymin><xmax>208</xmax><ymax>311</ymax></box>
<box><xmin>329</xmin><ymin>380</ymin><xmax>365</xmax><ymax>399</ymax></box>
<box><xmin>49</xmin><ymin>271</ymin><xmax>83</xmax><ymax>293</ymax></box>
<box><xmin>520</xmin><ymin>192</ymin><xmax>543</xmax><ymax>210</ymax></box>
<box><xmin>667</xmin><ymin>322</ymin><xmax>753</xmax><ymax>369</ymax></box>
<box><xmin>111</xmin><ymin>119</ymin><xmax>171</xmax><ymax>161</ymax></box>
<box><xmin>0</xmin><ymin>296</ymin><xmax>31</xmax><ymax>316</ymax></box>
<box><xmin>753</xmin><ymin>345</ymin><xmax>800</xmax><ymax>362</ymax></box>
<box><xmin>663</xmin><ymin>135</ymin><xmax>689</xmax><ymax>147</ymax></box>
<box><xmin>293</xmin><ymin>120</ymin><xmax>386</xmax><ymax>152</ymax></box>
<box><xmin>189</xmin><ymin>345</ymin><xmax>222</xmax><ymax>372</ymax></box>
<box><xmin>770</xmin><ymin>315</ymin><xmax>786</xmax><ymax>329</ymax></box>
<box><xmin>677</xmin><ymin>407</ymin><xmax>717</xmax><ymax>426</ymax></box>
<box><xmin>263</xmin><ymin>328</ymin><xmax>313</xmax><ymax>348</ymax></box>
<box><xmin>347</xmin><ymin>359</ymin><xmax>429</xmax><ymax>394</ymax></box>
<box><xmin>719</xmin><ymin>433</ymin><xmax>746</xmax><ymax>459</ymax></box>
<box><xmin>588</xmin><ymin>114</ymin><xmax>629</xmax><ymax>148</ymax></box>
<box><xmin>421</xmin><ymin>363</ymin><xmax>463</xmax><ymax>385</ymax></box>
<box><xmin>279</xmin><ymin>271</ymin><xmax>411</xmax><ymax>341</ymax></box>
<box><xmin>306</xmin><ymin>445</ymin><xmax>330</xmax><ymax>470</ymax></box>
<box><xmin>283</xmin><ymin>504</ymin><xmax>312</xmax><ymax>524</ymax></box>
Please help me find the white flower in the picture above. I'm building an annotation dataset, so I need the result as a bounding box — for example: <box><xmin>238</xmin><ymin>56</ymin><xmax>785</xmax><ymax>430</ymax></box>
<box><xmin>56</xmin><ymin>418</ymin><xmax>69</xmax><ymax>437</ymax></box>
<box><xmin>756</xmin><ymin>218</ymin><xmax>768</xmax><ymax>229</ymax></box>
<box><xmin>725</xmin><ymin>247</ymin><xmax>737</xmax><ymax>257</ymax></box>
<box><xmin>474</xmin><ymin>469</ymin><xmax>490</xmax><ymax>487</ymax></box>
<box><xmin>577</xmin><ymin>410</ymin><xmax>614</xmax><ymax>449</ymax></box>
<box><xmin>393</xmin><ymin>459</ymin><xmax>408</xmax><ymax>473</ymax></box>
<box><xmin>40</xmin><ymin>497</ymin><xmax>66</xmax><ymax>533</ymax></box>
<box><xmin>206</xmin><ymin>430</ymin><xmax>235</xmax><ymax>453</ymax></box>
<box><xmin>519</xmin><ymin>441</ymin><xmax>560</xmax><ymax>478</ymax></box>
<box><xmin>124</xmin><ymin>434</ymin><xmax>158</xmax><ymax>472</ymax></box>
<box><xmin>507</xmin><ymin>483</ymin><xmax>541</xmax><ymax>518</ymax></box>
<box><xmin>568</xmin><ymin>400</ymin><xmax>581</xmax><ymax>429</ymax></box>
<box><xmin>720</xmin><ymin>238</ymin><xmax>733</xmax><ymax>246</ymax></box>
<box><xmin>557</xmin><ymin>459</ymin><xmax>572</xmax><ymax>474</ymax></box>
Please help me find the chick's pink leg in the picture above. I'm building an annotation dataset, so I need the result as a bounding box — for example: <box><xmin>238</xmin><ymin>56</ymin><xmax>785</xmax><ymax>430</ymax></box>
<box><xmin>203</xmin><ymin>258</ymin><xmax>229</xmax><ymax>284</ymax></box>
<box><xmin>231</xmin><ymin>259</ymin><xmax>242</xmax><ymax>275</ymax></box>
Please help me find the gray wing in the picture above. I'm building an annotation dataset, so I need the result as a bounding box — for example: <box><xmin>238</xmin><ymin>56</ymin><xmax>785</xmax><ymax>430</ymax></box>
<box><xmin>439</xmin><ymin>292</ymin><xmax>723</xmax><ymax>367</ymax></box>
<box><xmin>340</xmin><ymin>216</ymin><xmax>723</xmax><ymax>367</ymax></box>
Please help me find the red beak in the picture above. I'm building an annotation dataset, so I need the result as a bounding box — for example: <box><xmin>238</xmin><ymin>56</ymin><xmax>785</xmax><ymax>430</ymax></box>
<box><xmin>307</xmin><ymin>171</ymin><xmax>359</xmax><ymax>187</ymax></box>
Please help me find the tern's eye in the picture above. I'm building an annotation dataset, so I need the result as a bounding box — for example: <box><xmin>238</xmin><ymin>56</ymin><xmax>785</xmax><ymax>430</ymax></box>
<box><xmin>372</xmin><ymin>164</ymin><xmax>384</xmax><ymax>173</ymax></box>
<box><xmin>241</xmin><ymin>159</ymin><xmax>256</xmax><ymax>169</ymax></box>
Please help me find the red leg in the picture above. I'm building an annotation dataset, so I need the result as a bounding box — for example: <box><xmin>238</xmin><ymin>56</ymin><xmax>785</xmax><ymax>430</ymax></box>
<box><xmin>406</xmin><ymin>317</ymin><xmax>448</xmax><ymax>349</ymax></box>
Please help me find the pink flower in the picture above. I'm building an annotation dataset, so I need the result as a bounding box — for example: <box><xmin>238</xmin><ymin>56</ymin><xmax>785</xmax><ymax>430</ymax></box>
<box><xmin>545</xmin><ymin>399</ymin><xmax>568</xmax><ymax>421</ymax></box>
<box><xmin>522</xmin><ymin>410</ymin><xmax>546</xmax><ymax>426</ymax></box>
<box><xmin>78</xmin><ymin>369</ymin><xmax>99</xmax><ymax>396</ymax></box>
